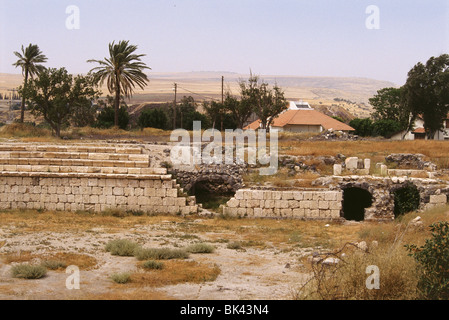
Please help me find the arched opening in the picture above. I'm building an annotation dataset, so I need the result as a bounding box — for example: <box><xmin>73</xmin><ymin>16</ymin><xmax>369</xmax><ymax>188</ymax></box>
<box><xmin>393</xmin><ymin>183</ymin><xmax>420</xmax><ymax>218</ymax></box>
<box><xmin>342</xmin><ymin>187</ymin><xmax>373</xmax><ymax>221</ymax></box>
<box><xmin>190</xmin><ymin>179</ymin><xmax>234</xmax><ymax>212</ymax></box>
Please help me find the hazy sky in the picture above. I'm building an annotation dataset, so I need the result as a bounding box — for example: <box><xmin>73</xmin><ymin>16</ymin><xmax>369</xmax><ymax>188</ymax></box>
<box><xmin>1</xmin><ymin>0</ymin><xmax>448</xmax><ymax>85</ymax></box>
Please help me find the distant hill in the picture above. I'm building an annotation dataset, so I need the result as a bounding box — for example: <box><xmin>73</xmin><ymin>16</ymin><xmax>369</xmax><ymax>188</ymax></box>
<box><xmin>0</xmin><ymin>71</ymin><xmax>397</xmax><ymax>120</ymax></box>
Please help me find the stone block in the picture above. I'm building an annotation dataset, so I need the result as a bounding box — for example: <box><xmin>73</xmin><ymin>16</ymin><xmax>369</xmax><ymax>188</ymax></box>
<box><xmin>429</xmin><ymin>194</ymin><xmax>447</xmax><ymax>204</ymax></box>
<box><xmin>333</xmin><ymin>164</ymin><xmax>342</xmax><ymax>176</ymax></box>
<box><xmin>345</xmin><ymin>157</ymin><xmax>359</xmax><ymax>170</ymax></box>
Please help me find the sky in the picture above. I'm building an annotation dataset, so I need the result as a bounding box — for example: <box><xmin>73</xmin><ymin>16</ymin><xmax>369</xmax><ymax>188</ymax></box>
<box><xmin>1</xmin><ymin>0</ymin><xmax>448</xmax><ymax>85</ymax></box>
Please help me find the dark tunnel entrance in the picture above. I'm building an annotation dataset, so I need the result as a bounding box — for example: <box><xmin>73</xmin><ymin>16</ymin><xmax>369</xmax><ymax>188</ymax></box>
<box><xmin>190</xmin><ymin>180</ymin><xmax>234</xmax><ymax>212</ymax></box>
<box><xmin>342</xmin><ymin>187</ymin><xmax>373</xmax><ymax>221</ymax></box>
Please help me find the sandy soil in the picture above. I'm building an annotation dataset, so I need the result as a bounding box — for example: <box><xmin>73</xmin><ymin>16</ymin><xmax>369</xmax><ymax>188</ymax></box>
<box><xmin>0</xmin><ymin>216</ymin><xmax>312</xmax><ymax>300</ymax></box>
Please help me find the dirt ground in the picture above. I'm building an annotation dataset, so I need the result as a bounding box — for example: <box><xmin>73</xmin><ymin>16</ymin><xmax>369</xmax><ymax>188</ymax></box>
<box><xmin>0</xmin><ymin>212</ymin><xmax>338</xmax><ymax>300</ymax></box>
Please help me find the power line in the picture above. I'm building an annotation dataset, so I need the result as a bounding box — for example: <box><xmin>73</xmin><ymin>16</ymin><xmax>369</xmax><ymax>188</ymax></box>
<box><xmin>176</xmin><ymin>85</ymin><xmax>221</xmax><ymax>102</ymax></box>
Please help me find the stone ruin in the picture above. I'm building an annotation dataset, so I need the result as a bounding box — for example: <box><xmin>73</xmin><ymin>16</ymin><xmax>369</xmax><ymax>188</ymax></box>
<box><xmin>0</xmin><ymin>141</ymin><xmax>447</xmax><ymax>223</ymax></box>
<box><xmin>222</xmin><ymin>153</ymin><xmax>449</xmax><ymax>222</ymax></box>
<box><xmin>0</xmin><ymin>142</ymin><xmax>197</xmax><ymax>215</ymax></box>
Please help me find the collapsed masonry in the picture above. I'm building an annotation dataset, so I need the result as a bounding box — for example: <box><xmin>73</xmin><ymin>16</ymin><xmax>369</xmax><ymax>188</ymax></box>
<box><xmin>223</xmin><ymin>154</ymin><xmax>449</xmax><ymax>221</ymax></box>
<box><xmin>0</xmin><ymin>142</ymin><xmax>197</xmax><ymax>215</ymax></box>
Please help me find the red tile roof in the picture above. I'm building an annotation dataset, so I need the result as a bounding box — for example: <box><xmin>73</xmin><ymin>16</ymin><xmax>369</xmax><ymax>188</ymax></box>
<box><xmin>245</xmin><ymin>109</ymin><xmax>355</xmax><ymax>131</ymax></box>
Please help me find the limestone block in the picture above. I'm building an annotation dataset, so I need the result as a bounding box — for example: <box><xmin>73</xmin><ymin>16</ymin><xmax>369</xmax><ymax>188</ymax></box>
<box><xmin>324</xmin><ymin>192</ymin><xmax>337</xmax><ymax>201</ymax></box>
<box><xmin>265</xmin><ymin>200</ymin><xmax>275</xmax><ymax>208</ymax></box>
<box><xmin>364</xmin><ymin>159</ymin><xmax>371</xmax><ymax>170</ymax></box>
<box><xmin>300</xmin><ymin>201</ymin><xmax>311</xmax><ymax>209</ymax></box>
<box><xmin>272</xmin><ymin>191</ymin><xmax>282</xmax><ymax>200</ymax></box>
<box><xmin>329</xmin><ymin>201</ymin><xmax>342</xmax><ymax>210</ymax></box>
<box><xmin>333</xmin><ymin>164</ymin><xmax>342</xmax><ymax>176</ymax></box>
<box><xmin>263</xmin><ymin>191</ymin><xmax>272</xmax><ymax>200</ymax></box>
<box><xmin>253</xmin><ymin>207</ymin><xmax>263</xmax><ymax>217</ymax></box>
<box><xmin>227</xmin><ymin>198</ymin><xmax>239</xmax><ymax>208</ymax></box>
<box><xmin>302</xmin><ymin>192</ymin><xmax>314</xmax><ymax>200</ymax></box>
<box><xmin>293</xmin><ymin>192</ymin><xmax>303</xmax><ymax>201</ymax></box>
<box><xmin>381</xmin><ymin>165</ymin><xmax>388</xmax><ymax>176</ymax></box>
<box><xmin>313</xmin><ymin>193</ymin><xmax>325</xmax><ymax>201</ymax></box>
<box><xmin>292</xmin><ymin>208</ymin><xmax>305</xmax><ymax>218</ymax></box>
<box><xmin>429</xmin><ymin>194</ymin><xmax>447</xmax><ymax>204</ymax></box>
<box><xmin>280</xmin><ymin>208</ymin><xmax>292</xmax><ymax>217</ymax></box>
<box><xmin>318</xmin><ymin>201</ymin><xmax>329</xmax><ymax>210</ymax></box>
<box><xmin>235</xmin><ymin>190</ymin><xmax>244</xmax><ymax>200</ymax></box>
<box><xmin>252</xmin><ymin>190</ymin><xmax>264</xmax><ymax>200</ymax></box>
<box><xmin>282</xmin><ymin>191</ymin><xmax>294</xmax><ymax>200</ymax></box>
<box><xmin>243</xmin><ymin>191</ymin><xmax>253</xmax><ymax>200</ymax></box>
<box><xmin>345</xmin><ymin>157</ymin><xmax>359</xmax><ymax>170</ymax></box>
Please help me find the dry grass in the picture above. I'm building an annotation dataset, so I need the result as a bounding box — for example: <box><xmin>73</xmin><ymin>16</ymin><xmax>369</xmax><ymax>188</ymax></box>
<box><xmin>127</xmin><ymin>260</ymin><xmax>221</xmax><ymax>288</ymax></box>
<box><xmin>1</xmin><ymin>250</ymin><xmax>97</xmax><ymax>270</ymax></box>
<box><xmin>278</xmin><ymin>140</ymin><xmax>449</xmax><ymax>167</ymax></box>
<box><xmin>80</xmin><ymin>289</ymin><xmax>174</xmax><ymax>300</ymax></box>
<box><xmin>0</xmin><ymin>209</ymin><xmax>184</xmax><ymax>233</ymax></box>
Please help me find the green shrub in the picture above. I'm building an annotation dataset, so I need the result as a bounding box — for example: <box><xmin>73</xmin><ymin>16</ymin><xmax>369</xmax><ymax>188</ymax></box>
<box><xmin>138</xmin><ymin>108</ymin><xmax>169</xmax><ymax>130</ymax></box>
<box><xmin>41</xmin><ymin>260</ymin><xmax>67</xmax><ymax>270</ymax></box>
<box><xmin>11</xmin><ymin>264</ymin><xmax>47</xmax><ymax>279</ymax></box>
<box><xmin>95</xmin><ymin>105</ymin><xmax>129</xmax><ymax>130</ymax></box>
<box><xmin>110</xmin><ymin>272</ymin><xmax>131</xmax><ymax>284</ymax></box>
<box><xmin>393</xmin><ymin>183</ymin><xmax>420</xmax><ymax>218</ymax></box>
<box><xmin>105</xmin><ymin>239</ymin><xmax>140</xmax><ymax>256</ymax></box>
<box><xmin>134</xmin><ymin>247</ymin><xmax>189</xmax><ymax>261</ymax></box>
<box><xmin>406</xmin><ymin>221</ymin><xmax>449</xmax><ymax>300</ymax></box>
<box><xmin>227</xmin><ymin>241</ymin><xmax>243</xmax><ymax>250</ymax></box>
<box><xmin>142</xmin><ymin>260</ymin><xmax>164</xmax><ymax>270</ymax></box>
<box><xmin>186</xmin><ymin>243</ymin><xmax>215</xmax><ymax>254</ymax></box>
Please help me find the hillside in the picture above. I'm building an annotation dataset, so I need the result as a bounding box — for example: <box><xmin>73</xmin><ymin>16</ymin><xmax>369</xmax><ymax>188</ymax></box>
<box><xmin>0</xmin><ymin>72</ymin><xmax>397</xmax><ymax>123</ymax></box>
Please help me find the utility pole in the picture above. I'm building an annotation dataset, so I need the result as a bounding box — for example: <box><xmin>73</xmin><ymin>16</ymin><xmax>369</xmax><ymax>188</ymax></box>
<box><xmin>221</xmin><ymin>76</ymin><xmax>224</xmax><ymax>131</ymax></box>
<box><xmin>173</xmin><ymin>83</ymin><xmax>177</xmax><ymax>130</ymax></box>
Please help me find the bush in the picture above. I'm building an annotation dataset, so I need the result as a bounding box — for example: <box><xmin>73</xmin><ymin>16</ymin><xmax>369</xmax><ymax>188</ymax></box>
<box><xmin>41</xmin><ymin>260</ymin><xmax>67</xmax><ymax>270</ymax></box>
<box><xmin>110</xmin><ymin>272</ymin><xmax>131</xmax><ymax>284</ymax></box>
<box><xmin>185</xmin><ymin>243</ymin><xmax>215</xmax><ymax>254</ymax></box>
<box><xmin>95</xmin><ymin>106</ymin><xmax>129</xmax><ymax>130</ymax></box>
<box><xmin>138</xmin><ymin>108</ymin><xmax>168</xmax><ymax>130</ymax></box>
<box><xmin>294</xmin><ymin>244</ymin><xmax>418</xmax><ymax>300</ymax></box>
<box><xmin>142</xmin><ymin>260</ymin><xmax>164</xmax><ymax>270</ymax></box>
<box><xmin>393</xmin><ymin>183</ymin><xmax>420</xmax><ymax>218</ymax></box>
<box><xmin>105</xmin><ymin>239</ymin><xmax>140</xmax><ymax>256</ymax></box>
<box><xmin>134</xmin><ymin>247</ymin><xmax>189</xmax><ymax>261</ymax></box>
<box><xmin>11</xmin><ymin>264</ymin><xmax>47</xmax><ymax>279</ymax></box>
<box><xmin>406</xmin><ymin>221</ymin><xmax>449</xmax><ymax>300</ymax></box>
<box><xmin>372</xmin><ymin>119</ymin><xmax>402</xmax><ymax>138</ymax></box>
<box><xmin>349</xmin><ymin>118</ymin><xmax>373</xmax><ymax>137</ymax></box>
<box><xmin>227</xmin><ymin>241</ymin><xmax>243</xmax><ymax>250</ymax></box>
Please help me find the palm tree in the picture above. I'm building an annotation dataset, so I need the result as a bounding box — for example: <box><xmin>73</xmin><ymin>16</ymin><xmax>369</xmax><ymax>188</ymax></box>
<box><xmin>87</xmin><ymin>40</ymin><xmax>150</xmax><ymax>127</ymax></box>
<box><xmin>12</xmin><ymin>44</ymin><xmax>48</xmax><ymax>123</ymax></box>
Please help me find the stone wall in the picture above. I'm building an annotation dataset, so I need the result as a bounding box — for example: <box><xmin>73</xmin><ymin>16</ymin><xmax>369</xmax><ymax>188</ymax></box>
<box><xmin>0</xmin><ymin>143</ymin><xmax>198</xmax><ymax>215</ymax></box>
<box><xmin>223</xmin><ymin>188</ymin><xmax>342</xmax><ymax>220</ymax></box>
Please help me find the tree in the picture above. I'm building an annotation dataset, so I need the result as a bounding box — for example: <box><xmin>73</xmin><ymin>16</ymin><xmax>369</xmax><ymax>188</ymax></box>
<box><xmin>372</xmin><ymin>119</ymin><xmax>403</xmax><ymax>138</ymax></box>
<box><xmin>203</xmin><ymin>100</ymin><xmax>226</xmax><ymax>130</ymax></box>
<box><xmin>222</xmin><ymin>92</ymin><xmax>253</xmax><ymax>129</ymax></box>
<box><xmin>370</xmin><ymin>87</ymin><xmax>415</xmax><ymax>138</ymax></box>
<box><xmin>95</xmin><ymin>96</ymin><xmax>129</xmax><ymax>130</ymax></box>
<box><xmin>403</xmin><ymin>54</ymin><xmax>449</xmax><ymax>139</ymax></box>
<box><xmin>349</xmin><ymin>118</ymin><xmax>373</xmax><ymax>137</ymax></box>
<box><xmin>87</xmin><ymin>40</ymin><xmax>150</xmax><ymax>127</ymax></box>
<box><xmin>138</xmin><ymin>108</ymin><xmax>168</xmax><ymax>130</ymax></box>
<box><xmin>239</xmin><ymin>74</ymin><xmax>287</xmax><ymax>131</ymax></box>
<box><xmin>12</xmin><ymin>44</ymin><xmax>48</xmax><ymax>123</ymax></box>
<box><xmin>20</xmin><ymin>68</ymin><xmax>99</xmax><ymax>138</ymax></box>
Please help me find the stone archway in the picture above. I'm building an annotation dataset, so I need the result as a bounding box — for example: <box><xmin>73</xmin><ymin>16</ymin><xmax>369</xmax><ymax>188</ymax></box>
<box><xmin>342</xmin><ymin>187</ymin><xmax>373</xmax><ymax>221</ymax></box>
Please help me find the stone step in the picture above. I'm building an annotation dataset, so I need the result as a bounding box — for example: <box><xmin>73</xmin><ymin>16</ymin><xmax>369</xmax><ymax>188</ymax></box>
<box><xmin>0</xmin><ymin>151</ymin><xmax>149</xmax><ymax>161</ymax></box>
<box><xmin>0</xmin><ymin>144</ymin><xmax>143</xmax><ymax>154</ymax></box>
<box><xmin>0</xmin><ymin>164</ymin><xmax>167</xmax><ymax>175</ymax></box>
<box><xmin>0</xmin><ymin>158</ymin><xmax>150</xmax><ymax>168</ymax></box>
<box><xmin>0</xmin><ymin>171</ymin><xmax>173</xmax><ymax>180</ymax></box>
